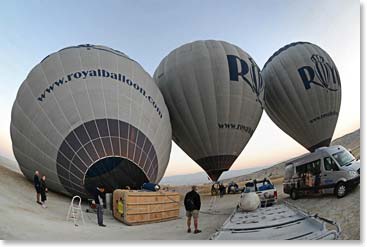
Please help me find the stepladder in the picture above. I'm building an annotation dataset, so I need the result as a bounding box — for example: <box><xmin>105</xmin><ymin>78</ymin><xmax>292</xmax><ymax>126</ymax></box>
<box><xmin>66</xmin><ymin>195</ymin><xmax>85</xmax><ymax>226</ymax></box>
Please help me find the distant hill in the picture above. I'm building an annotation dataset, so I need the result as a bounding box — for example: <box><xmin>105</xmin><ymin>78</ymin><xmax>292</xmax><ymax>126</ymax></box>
<box><xmin>0</xmin><ymin>156</ymin><xmax>21</xmax><ymax>173</ymax></box>
<box><xmin>331</xmin><ymin>129</ymin><xmax>359</xmax><ymax>147</ymax></box>
<box><xmin>164</xmin><ymin>128</ymin><xmax>361</xmax><ymax>186</ymax></box>
<box><xmin>161</xmin><ymin>166</ymin><xmax>269</xmax><ymax>186</ymax></box>
<box><xmin>218</xmin><ymin>128</ymin><xmax>361</xmax><ymax>184</ymax></box>
<box><xmin>332</xmin><ymin>129</ymin><xmax>360</xmax><ymax>159</ymax></box>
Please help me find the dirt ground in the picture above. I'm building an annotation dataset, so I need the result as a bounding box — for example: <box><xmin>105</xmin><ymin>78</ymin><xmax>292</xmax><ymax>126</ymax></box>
<box><xmin>0</xmin><ymin>163</ymin><xmax>239</xmax><ymax>240</ymax></box>
<box><xmin>0</xmin><ymin>162</ymin><xmax>360</xmax><ymax>240</ymax></box>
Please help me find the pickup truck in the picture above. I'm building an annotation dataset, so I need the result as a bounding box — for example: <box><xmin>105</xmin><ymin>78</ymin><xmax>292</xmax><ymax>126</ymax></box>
<box><xmin>244</xmin><ymin>178</ymin><xmax>277</xmax><ymax>207</ymax></box>
<box><xmin>227</xmin><ymin>181</ymin><xmax>241</xmax><ymax>194</ymax></box>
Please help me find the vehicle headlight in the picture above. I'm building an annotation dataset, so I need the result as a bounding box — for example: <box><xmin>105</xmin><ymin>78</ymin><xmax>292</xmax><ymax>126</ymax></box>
<box><xmin>349</xmin><ymin>171</ymin><xmax>357</xmax><ymax>177</ymax></box>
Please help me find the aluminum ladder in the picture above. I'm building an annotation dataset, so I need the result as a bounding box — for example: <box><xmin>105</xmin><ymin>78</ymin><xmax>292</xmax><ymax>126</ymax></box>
<box><xmin>66</xmin><ymin>195</ymin><xmax>85</xmax><ymax>226</ymax></box>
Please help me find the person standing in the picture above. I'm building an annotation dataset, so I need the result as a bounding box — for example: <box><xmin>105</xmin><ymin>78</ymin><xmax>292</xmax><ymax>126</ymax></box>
<box><xmin>219</xmin><ymin>183</ymin><xmax>226</xmax><ymax>198</ymax></box>
<box><xmin>314</xmin><ymin>168</ymin><xmax>321</xmax><ymax>193</ymax></box>
<box><xmin>184</xmin><ymin>185</ymin><xmax>201</xmax><ymax>234</ymax></box>
<box><xmin>40</xmin><ymin>175</ymin><xmax>48</xmax><ymax>208</ymax></box>
<box><xmin>93</xmin><ymin>186</ymin><xmax>106</xmax><ymax>227</ymax></box>
<box><xmin>33</xmin><ymin>171</ymin><xmax>41</xmax><ymax>205</ymax></box>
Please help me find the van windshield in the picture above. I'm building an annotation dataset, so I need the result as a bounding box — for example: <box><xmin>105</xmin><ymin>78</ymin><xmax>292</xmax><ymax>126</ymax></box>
<box><xmin>332</xmin><ymin>150</ymin><xmax>355</xmax><ymax>167</ymax></box>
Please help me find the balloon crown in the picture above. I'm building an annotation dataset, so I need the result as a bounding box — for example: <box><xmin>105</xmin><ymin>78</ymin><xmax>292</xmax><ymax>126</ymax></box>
<box><xmin>311</xmin><ymin>54</ymin><xmax>325</xmax><ymax>63</ymax></box>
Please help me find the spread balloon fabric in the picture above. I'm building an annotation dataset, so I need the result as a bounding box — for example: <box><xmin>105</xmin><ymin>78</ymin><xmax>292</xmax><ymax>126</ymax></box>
<box><xmin>154</xmin><ymin>40</ymin><xmax>264</xmax><ymax>181</ymax></box>
<box><xmin>262</xmin><ymin>42</ymin><xmax>341</xmax><ymax>152</ymax></box>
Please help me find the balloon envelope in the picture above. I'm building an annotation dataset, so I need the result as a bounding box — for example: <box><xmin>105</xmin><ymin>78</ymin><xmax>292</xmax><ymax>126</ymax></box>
<box><xmin>262</xmin><ymin>42</ymin><xmax>341</xmax><ymax>152</ymax></box>
<box><xmin>154</xmin><ymin>40</ymin><xmax>264</xmax><ymax>181</ymax></box>
<box><xmin>11</xmin><ymin>44</ymin><xmax>172</xmax><ymax>198</ymax></box>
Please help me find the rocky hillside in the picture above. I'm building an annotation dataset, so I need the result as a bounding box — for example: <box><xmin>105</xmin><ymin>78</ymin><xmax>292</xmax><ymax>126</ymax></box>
<box><xmin>331</xmin><ymin>129</ymin><xmax>360</xmax><ymax>159</ymax></box>
<box><xmin>219</xmin><ymin>128</ymin><xmax>360</xmax><ymax>185</ymax></box>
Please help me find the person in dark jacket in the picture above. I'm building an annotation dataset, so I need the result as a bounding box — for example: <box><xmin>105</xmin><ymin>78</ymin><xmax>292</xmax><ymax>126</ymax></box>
<box><xmin>33</xmin><ymin>171</ymin><xmax>41</xmax><ymax>205</ymax></box>
<box><xmin>40</xmin><ymin>175</ymin><xmax>48</xmax><ymax>208</ymax></box>
<box><xmin>93</xmin><ymin>186</ymin><xmax>106</xmax><ymax>227</ymax></box>
<box><xmin>219</xmin><ymin>183</ymin><xmax>226</xmax><ymax>198</ymax></box>
<box><xmin>184</xmin><ymin>185</ymin><xmax>201</xmax><ymax>234</ymax></box>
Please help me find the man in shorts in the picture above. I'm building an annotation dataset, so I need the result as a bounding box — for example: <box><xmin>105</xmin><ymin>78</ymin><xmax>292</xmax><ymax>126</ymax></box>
<box><xmin>184</xmin><ymin>185</ymin><xmax>201</xmax><ymax>234</ymax></box>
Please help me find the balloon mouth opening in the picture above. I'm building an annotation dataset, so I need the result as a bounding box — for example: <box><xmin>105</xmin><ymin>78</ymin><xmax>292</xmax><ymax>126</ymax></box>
<box><xmin>84</xmin><ymin>156</ymin><xmax>149</xmax><ymax>195</ymax></box>
<box><xmin>207</xmin><ymin>169</ymin><xmax>228</xmax><ymax>182</ymax></box>
<box><xmin>307</xmin><ymin>138</ymin><xmax>332</xmax><ymax>152</ymax></box>
<box><xmin>195</xmin><ymin>155</ymin><xmax>238</xmax><ymax>182</ymax></box>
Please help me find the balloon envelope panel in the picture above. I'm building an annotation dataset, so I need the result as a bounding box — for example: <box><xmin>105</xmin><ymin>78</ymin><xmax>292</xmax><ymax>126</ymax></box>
<box><xmin>11</xmin><ymin>44</ymin><xmax>172</xmax><ymax>198</ymax></box>
<box><xmin>154</xmin><ymin>40</ymin><xmax>264</xmax><ymax>181</ymax></box>
<box><xmin>262</xmin><ymin>42</ymin><xmax>341</xmax><ymax>152</ymax></box>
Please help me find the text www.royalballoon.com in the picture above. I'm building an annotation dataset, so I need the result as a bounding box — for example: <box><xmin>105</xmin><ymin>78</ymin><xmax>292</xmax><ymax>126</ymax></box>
<box><xmin>309</xmin><ymin>111</ymin><xmax>338</xmax><ymax>124</ymax></box>
<box><xmin>37</xmin><ymin>68</ymin><xmax>163</xmax><ymax>119</ymax></box>
<box><xmin>218</xmin><ymin>123</ymin><xmax>254</xmax><ymax>135</ymax></box>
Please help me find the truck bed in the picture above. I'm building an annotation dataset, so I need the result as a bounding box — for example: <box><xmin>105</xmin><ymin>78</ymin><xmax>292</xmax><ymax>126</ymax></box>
<box><xmin>210</xmin><ymin>203</ymin><xmax>340</xmax><ymax>240</ymax></box>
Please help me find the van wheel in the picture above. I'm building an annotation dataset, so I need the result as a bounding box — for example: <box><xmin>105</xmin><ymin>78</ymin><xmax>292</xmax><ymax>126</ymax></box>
<box><xmin>335</xmin><ymin>182</ymin><xmax>347</xmax><ymax>198</ymax></box>
<box><xmin>290</xmin><ymin>189</ymin><xmax>298</xmax><ymax>200</ymax></box>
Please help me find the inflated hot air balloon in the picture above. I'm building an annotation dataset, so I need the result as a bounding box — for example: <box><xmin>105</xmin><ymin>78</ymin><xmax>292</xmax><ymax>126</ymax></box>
<box><xmin>154</xmin><ymin>40</ymin><xmax>264</xmax><ymax>181</ymax></box>
<box><xmin>262</xmin><ymin>41</ymin><xmax>341</xmax><ymax>152</ymax></box>
<box><xmin>10</xmin><ymin>44</ymin><xmax>172</xmax><ymax>198</ymax></box>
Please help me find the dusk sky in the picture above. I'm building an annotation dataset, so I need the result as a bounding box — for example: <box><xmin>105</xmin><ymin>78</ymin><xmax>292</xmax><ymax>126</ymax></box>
<box><xmin>0</xmin><ymin>0</ymin><xmax>360</xmax><ymax>177</ymax></box>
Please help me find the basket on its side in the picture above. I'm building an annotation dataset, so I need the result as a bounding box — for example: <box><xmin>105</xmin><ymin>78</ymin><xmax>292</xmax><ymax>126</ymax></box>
<box><xmin>113</xmin><ymin>189</ymin><xmax>180</xmax><ymax>225</ymax></box>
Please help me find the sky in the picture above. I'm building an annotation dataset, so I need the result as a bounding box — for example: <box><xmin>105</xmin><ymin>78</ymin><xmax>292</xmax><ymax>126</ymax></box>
<box><xmin>0</xmin><ymin>0</ymin><xmax>360</xmax><ymax>177</ymax></box>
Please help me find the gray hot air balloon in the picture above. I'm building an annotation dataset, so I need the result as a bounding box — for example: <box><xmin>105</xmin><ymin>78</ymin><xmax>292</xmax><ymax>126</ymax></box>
<box><xmin>262</xmin><ymin>41</ymin><xmax>341</xmax><ymax>152</ymax></box>
<box><xmin>10</xmin><ymin>44</ymin><xmax>172</xmax><ymax>198</ymax></box>
<box><xmin>154</xmin><ymin>40</ymin><xmax>264</xmax><ymax>181</ymax></box>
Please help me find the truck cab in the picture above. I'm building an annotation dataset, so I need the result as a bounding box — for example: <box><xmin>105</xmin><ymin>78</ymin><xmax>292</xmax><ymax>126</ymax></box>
<box><xmin>244</xmin><ymin>178</ymin><xmax>277</xmax><ymax>207</ymax></box>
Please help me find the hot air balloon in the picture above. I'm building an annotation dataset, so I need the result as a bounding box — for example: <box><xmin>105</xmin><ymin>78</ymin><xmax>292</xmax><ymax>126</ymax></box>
<box><xmin>262</xmin><ymin>41</ymin><xmax>341</xmax><ymax>152</ymax></box>
<box><xmin>10</xmin><ymin>44</ymin><xmax>172</xmax><ymax>198</ymax></box>
<box><xmin>154</xmin><ymin>40</ymin><xmax>264</xmax><ymax>181</ymax></box>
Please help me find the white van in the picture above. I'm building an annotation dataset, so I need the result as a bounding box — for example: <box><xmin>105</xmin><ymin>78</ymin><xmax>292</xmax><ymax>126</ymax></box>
<box><xmin>283</xmin><ymin>145</ymin><xmax>360</xmax><ymax>199</ymax></box>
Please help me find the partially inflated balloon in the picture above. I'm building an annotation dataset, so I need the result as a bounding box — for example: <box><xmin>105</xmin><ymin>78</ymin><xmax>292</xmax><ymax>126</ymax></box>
<box><xmin>11</xmin><ymin>44</ymin><xmax>172</xmax><ymax>198</ymax></box>
<box><xmin>262</xmin><ymin>42</ymin><xmax>341</xmax><ymax>152</ymax></box>
<box><xmin>154</xmin><ymin>40</ymin><xmax>264</xmax><ymax>181</ymax></box>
